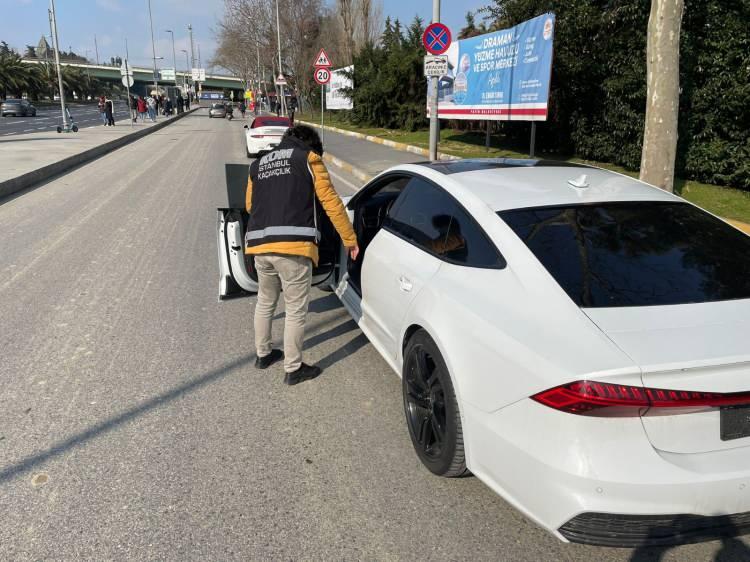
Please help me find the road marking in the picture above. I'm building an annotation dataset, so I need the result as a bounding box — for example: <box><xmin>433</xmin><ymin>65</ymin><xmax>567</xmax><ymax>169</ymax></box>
<box><xmin>328</xmin><ymin>169</ymin><xmax>360</xmax><ymax>193</ymax></box>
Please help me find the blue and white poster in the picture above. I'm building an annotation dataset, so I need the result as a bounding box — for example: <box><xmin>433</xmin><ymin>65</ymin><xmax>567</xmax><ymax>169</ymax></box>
<box><xmin>429</xmin><ymin>13</ymin><xmax>555</xmax><ymax>121</ymax></box>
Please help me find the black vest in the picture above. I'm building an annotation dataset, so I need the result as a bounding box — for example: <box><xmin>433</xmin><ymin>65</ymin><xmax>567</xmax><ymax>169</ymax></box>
<box><xmin>245</xmin><ymin>137</ymin><xmax>319</xmax><ymax>248</ymax></box>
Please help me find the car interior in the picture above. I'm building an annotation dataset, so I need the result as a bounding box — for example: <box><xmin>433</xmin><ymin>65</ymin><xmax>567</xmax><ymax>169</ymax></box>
<box><xmin>346</xmin><ymin>175</ymin><xmax>411</xmax><ymax>293</ymax></box>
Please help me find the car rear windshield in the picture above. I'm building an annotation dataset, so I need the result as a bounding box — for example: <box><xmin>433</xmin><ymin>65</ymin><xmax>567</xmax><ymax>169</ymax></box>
<box><xmin>211</xmin><ymin>103</ymin><xmax>225</xmax><ymax>109</ymax></box>
<box><xmin>499</xmin><ymin>202</ymin><xmax>750</xmax><ymax>307</ymax></box>
<box><xmin>254</xmin><ymin>117</ymin><xmax>290</xmax><ymax>127</ymax></box>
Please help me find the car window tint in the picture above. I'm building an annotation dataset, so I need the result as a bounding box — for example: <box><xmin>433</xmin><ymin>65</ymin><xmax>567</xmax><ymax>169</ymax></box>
<box><xmin>386</xmin><ymin>177</ymin><xmax>504</xmax><ymax>268</ymax></box>
<box><xmin>500</xmin><ymin>202</ymin><xmax>750</xmax><ymax>307</ymax></box>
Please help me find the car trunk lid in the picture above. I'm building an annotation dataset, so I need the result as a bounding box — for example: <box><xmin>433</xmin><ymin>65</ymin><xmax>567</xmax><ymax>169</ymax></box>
<box><xmin>584</xmin><ymin>299</ymin><xmax>750</xmax><ymax>454</ymax></box>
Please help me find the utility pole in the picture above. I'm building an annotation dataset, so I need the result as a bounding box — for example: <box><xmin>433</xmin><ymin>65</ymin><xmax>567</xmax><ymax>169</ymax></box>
<box><xmin>124</xmin><ymin>38</ymin><xmax>134</xmax><ymax>128</ymax></box>
<box><xmin>275</xmin><ymin>0</ymin><xmax>286</xmax><ymax>117</ymax></box>
<box><xmin>181</xmin><ymin>49</ymin><xmax>190</xmax><ymax>92</ymax></box>
<box><xmin>94</xmin><ymin>34</ymin><xmax>99</xmax><ymax>65</ymax></box>
<box><xmin>428</xmin><ymin>0</ymin><xmax>440</xmax><ymax>161</ymax></box>
<box><xmin>49</xmin><ymin>0</ymin><xmax>68</xmax><ymax>130</ymax></box>
<box><xmin>147</xmin><ymin>0</ymin><xmax>159</xmax><ymax>104</ymax></box>
<box><xmin>165</xmin><ymin>29</ymin><xmax>179</xmax><ymax>92</ymax></box>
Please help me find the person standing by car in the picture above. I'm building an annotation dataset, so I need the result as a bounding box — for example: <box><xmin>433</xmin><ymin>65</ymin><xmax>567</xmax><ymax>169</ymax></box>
<box><xmin>288</xmin><ymin>97</ymin><xmax>297</xmax><ymax>125</ymax></box>
<box><xmin>245</xmin><ymin>125</ymin><xmax>359</xmax><ymax>385</ymax></box>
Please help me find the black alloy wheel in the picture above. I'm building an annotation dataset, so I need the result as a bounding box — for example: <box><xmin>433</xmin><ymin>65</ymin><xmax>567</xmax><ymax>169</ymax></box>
<box><xmin>403</xmin><ymin>330</ymin><xmax>468</xmax><ymax>477</ymax></box>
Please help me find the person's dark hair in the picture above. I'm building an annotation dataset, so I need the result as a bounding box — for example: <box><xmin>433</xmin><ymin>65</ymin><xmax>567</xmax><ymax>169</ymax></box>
<box><xmin>282</xmin><ymin>124</ymin><xmax>323</xmax><ymax>156</ymax></box>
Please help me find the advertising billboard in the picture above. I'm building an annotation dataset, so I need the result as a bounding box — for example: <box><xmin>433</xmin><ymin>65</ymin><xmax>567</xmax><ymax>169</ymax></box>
<box><xmin>326</xmin><ymin>66</ymin><xmax>353</xmax><ymax>110</ymax></box>
<box><xmin>429</xmin><ymin>13</ymin><xmax>555</xmax><ymax>121</ymax></box>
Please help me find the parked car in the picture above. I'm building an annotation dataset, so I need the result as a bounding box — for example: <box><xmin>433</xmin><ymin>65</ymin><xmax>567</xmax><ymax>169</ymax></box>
<box><xmin>208</xmin><ymin>102</ymin><xmax>227</xmax><ymax>118</ymax></box>
<box><xmin>1</xmin><ymin>99</ymin><xmax>37</xmax><ymax>117</ymax></box>
<box><xmin>243</xmin><ymin>116</ymin><xmax>291</xmax><ymax>158</ymax></box>
<box><xmin>217</xmin><ymin>158</ymin><xmax>750</xmax><ymax>547</ymax></box>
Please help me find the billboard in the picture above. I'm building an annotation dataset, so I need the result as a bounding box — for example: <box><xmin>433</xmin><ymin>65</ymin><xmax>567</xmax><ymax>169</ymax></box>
<box><xmin>429</xmin><ymin>13</ymin><xmax>555</xmax><ymax>121</ymax></box>
<box><xmin>326</xmin><ymin>66</ymin><xmax>353</xmax><ymax>110</ymax></box>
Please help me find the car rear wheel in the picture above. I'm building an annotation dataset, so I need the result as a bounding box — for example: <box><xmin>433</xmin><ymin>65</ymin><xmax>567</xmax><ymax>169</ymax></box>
<box><xmin>403</xmin><ymin>330</ymin><xmax>468</xmax><ymax>477</ymax></box>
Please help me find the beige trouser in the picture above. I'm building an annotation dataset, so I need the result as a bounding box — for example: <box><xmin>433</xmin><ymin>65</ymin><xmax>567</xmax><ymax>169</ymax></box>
<box><xmin>254</xmin><ymin>254</ymin><xmax>313</xmax><ymax>373</ymax></box>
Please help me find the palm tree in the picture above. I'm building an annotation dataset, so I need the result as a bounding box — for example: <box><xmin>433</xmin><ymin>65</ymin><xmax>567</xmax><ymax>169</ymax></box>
<box><xmin>0</xmin><ymin>52</ymin><xmax>34</xmax><ymax>99</ymax></box>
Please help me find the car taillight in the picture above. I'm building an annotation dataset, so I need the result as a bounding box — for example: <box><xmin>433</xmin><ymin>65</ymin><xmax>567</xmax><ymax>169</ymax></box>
<box><xmin>250</xmin><ymin>134</ymin><xmax>265</xmax><ymax>138</ymax></box>
<box><xmin>531</xmin><ymin>380</ymin><xmax>750</xmax><ymax>416</ymax></box>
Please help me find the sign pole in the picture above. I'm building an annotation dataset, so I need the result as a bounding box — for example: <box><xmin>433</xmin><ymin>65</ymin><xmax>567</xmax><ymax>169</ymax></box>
<box><xmin>530</xmin><ymin>121</ymin><xmax>537</xmax><ymax>158</ymax></box>
<box><xmin>49</xmin><ymin>0</ymin><xmax>68</xmax><ymax>131</ymax></box>
<box><xmin>321</xmin><ymin>84</ymin><xmax>325</xmax><ymax>143</ymax></box>
<box><xmin>428</xmin><ymin>0</ymin><xmax>441</xmax><ymax>161</ymax></box>
<box><xmin>485</xmin><ymin>121</ymin><xmax>491</xmax><ymax>151</ymax></box>
<box><xmin>125</xmin><ymin>38</ymin><xmax>133</xmax><ymax>128</ymax></box>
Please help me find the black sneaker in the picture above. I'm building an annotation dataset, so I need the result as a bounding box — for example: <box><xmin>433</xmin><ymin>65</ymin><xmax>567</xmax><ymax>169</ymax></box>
<box><xmin>255</xmin><ymin>349</ymin><xmax>283</xmax><ymax>369</ymax></box>
<box><xmin>284</xmin><ymin>363</ymin><xmax>322</xmax><ymax>385</ymax></box>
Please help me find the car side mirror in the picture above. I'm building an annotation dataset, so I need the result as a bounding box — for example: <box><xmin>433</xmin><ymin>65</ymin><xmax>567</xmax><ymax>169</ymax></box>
<box><xmin>243</xmin><ymin>125</ymin><xmax>248</xmax><ymax>129</ymax></box>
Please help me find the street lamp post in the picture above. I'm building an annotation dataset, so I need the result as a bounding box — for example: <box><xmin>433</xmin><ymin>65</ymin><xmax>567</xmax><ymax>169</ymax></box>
<box><xmin>180</xmin><ymin>49</ymin><xmax>190</xmax><ymax>91</ymax></box>
<box><xmin>275</xmin><ymin>0</ymin><xmax>286</xmax><ymax>117</ymax></box>
<box><xmin>147</xmin><ymin>0</ymin><xmax>159</xmax><ymax>105</ymax></box>
<box><xmin>49</xmin><ymin>0</ymin><xmax>68</xmax><ymax>130</ymax></box>
<box><xmin>165</xmin><ymin>29</ymin><xmax>179</xmax><ymax>92</ymax></box>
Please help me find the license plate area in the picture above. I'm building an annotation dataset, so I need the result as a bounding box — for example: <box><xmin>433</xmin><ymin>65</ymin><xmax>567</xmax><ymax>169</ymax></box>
<box><xmin>720</xmin><ymin>405</ymin><xmax>750</xmax><ymax>441</ymax></box>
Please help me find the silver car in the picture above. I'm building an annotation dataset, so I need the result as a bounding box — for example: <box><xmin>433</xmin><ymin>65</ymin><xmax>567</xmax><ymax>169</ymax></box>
<box><xmin>1</xmin><ymin>99</ymin><xmax>37</xmax><ymax>117</ymax></box>
<box><xmin>208</xmin><ymin>102</ymin><xmax>227</xmax><ymax>118</ymax></box>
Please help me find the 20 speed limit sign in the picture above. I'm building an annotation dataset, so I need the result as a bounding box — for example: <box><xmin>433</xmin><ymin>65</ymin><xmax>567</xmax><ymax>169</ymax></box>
<box><xmin>314</xmin><ymin>68</ymin><xmax>331</xmax><ymax>85</ymax></box>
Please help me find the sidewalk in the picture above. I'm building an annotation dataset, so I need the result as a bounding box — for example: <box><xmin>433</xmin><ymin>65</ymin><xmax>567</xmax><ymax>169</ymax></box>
<box><xmin>0</xmin><ymin>109</ymin><xmax>198</xmax><ymax>199</ymax></box>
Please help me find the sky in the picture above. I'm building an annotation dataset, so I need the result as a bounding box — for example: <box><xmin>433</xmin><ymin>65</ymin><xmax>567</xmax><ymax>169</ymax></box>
<box><xmin>1</xmin><ymin>0</ymin><xmax>489</xmax><ymax>72</ymax></box>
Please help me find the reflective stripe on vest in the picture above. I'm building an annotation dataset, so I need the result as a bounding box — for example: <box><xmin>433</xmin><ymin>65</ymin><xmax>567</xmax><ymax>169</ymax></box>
<box><xmin>245</xmin><ymin>225</ymin><xmax>320</xmax><ymax>242</ymax></box>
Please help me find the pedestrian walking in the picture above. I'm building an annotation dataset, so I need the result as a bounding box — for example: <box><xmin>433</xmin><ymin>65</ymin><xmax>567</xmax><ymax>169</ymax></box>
<box><xmin>238</xmin><ymin>100</ymin><xmax>246</xmax><ymax>118</ymax></box>
<box><xmin>288</xmin><ymin>97</ymin><xmax>297</xmax><ymax>125</ymax></box>
<box><xmin>176</xmin><ymin>92</ymin><xmax>184</xmax><ymax>114</ymax></box>
<box><xmin>185</xmin><ymin>94</ymin><xmax>190</xmax><ymax>110</ymax></box>
<box><xmin>98</xmin><ymin>95</ymin><xmax>107</xmax><ymax>125</ymax></box>
<box><xmin>146</xmin><ymin>95</ymin><xmax>157</xmax><ymax>122</ymax></box>
<box><xmin>245</xmin><ymin>125</ymin><xmax>359</xmax><ymax>384</ymax></box>
<box><xmin>136</xmin><ymin>96</ymin><xmax>147</xmax><ymax>122</ymax></box>
<box><xmin>104</xmin><ymin>96</ymin><xmax>115</xmax><ymax>126</ymax></box>
<box><xmin>130</xmin><ymin>95</ymin><xmax>138</xmax><ymax>122</ymax></box>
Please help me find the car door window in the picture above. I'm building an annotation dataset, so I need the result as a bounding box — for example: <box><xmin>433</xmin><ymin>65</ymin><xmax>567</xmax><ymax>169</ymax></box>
<box><xmin>386</xmin><ymin>177</ymin><xmax>505</xmax><ymax>268</ymax></box>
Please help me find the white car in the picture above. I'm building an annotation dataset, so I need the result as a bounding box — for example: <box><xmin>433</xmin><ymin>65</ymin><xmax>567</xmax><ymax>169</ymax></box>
<box><xmin>217</xmin><ymin>159</ymin><xmax>750</xmax><ymax>547</ymax></box>
<box><xmin>243</xmin><ymin>116</ymin><xmax>291</xmax><ymax>158</ymax></box>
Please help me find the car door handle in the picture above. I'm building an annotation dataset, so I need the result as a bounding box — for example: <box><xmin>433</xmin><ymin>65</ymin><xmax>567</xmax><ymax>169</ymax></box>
<box><xmin>399</xmin><ymin>276</ymin><xmax>413</xmax><ymax>292</ymax></box>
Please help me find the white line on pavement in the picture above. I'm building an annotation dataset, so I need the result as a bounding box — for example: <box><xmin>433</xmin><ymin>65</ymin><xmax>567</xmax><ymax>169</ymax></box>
<box><xmin>328</xmin><ymin>169</ymin><xmax>360</xmax><ymax>193</ymax></box>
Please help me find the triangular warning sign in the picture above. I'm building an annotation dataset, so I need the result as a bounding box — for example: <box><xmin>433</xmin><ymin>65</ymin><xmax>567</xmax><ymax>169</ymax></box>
<box><xmin>313</xmin><ymin>48</ymin><xmax>332</xmax><ymax>68</ymax></box>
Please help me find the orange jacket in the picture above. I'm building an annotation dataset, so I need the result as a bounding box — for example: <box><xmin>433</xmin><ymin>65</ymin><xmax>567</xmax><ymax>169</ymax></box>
<box><xmin>245</xmin><ymin>151</ymin><xmax>357</xmax><ymax>265</ymax></box>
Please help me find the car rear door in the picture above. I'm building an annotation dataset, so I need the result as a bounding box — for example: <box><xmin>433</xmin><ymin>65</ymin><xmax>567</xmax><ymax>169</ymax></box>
<box><xmin>359</xmin><ymin>176</ymin><xmax>455</xmax><ymax>360</ymax></box>
<box><xmin>217</xmin><ymin>164</ymin><xmax>337</xmax><ymax>300</ymax></box>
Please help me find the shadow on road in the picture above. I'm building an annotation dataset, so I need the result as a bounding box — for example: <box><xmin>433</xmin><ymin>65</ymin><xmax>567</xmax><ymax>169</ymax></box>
<box><xmin>0</xmin><ymin>352</ymin><xmax>257</xmax><ymax>485</ymax></box>
<box><xmin>304</xmin><ymin>318</ymin><xmax>358</xmax><ymax>349</ymax></box>
<box><xmin>628</xmin><ymin>515</ymin><xmax>750</xmax><ymax>562</ymax></box>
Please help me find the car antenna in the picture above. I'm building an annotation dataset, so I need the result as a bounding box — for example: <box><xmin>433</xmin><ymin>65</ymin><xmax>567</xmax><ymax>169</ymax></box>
<box><xmin>567</xmin><ymin>174</ymin><xmax>590</xmax><ymax>189</ymax></box>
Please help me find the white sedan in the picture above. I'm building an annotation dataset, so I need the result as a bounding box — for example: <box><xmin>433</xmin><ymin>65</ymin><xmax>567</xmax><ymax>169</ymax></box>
<box><xmin>243</xmin><ymin>116</ymin><xmax>290</xmax><ymax>158</ymax></box>
<box><xmin>217</xmin><ymin>159</ymin><xmax>750</xmax><ymax>547</ymax></box>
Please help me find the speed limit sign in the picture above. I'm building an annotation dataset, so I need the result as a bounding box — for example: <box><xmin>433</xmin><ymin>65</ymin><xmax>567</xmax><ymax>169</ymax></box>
<box><xmin>314</xmin><ymin>67</ymin><xmax>331</xmax><ymax>85</ymax></box>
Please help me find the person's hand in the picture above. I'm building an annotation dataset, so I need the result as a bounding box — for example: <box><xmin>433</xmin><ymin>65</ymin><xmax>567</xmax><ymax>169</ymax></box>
<box><xmin>349</xmin><ymin>244</ymin><xmax>360</xmax><ymax>261</ymax></box>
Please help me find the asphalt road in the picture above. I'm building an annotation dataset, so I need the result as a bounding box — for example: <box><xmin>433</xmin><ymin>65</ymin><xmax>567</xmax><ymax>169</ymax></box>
<box><xmin>1</xmin><ymin>110</ymin><xmax>748</xmax><ymax>561</ymax></box>
<box><xmin>0</xmin><ymin>102</ymin><xmax>131</xmax><ymax>136</ymax></box>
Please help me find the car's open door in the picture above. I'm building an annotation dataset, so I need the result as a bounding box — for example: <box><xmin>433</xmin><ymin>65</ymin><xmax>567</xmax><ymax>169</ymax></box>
<box><xmin>217</xmin><ymin>163</ymin><xmax>339</xmax><ymax>301</ymax></box>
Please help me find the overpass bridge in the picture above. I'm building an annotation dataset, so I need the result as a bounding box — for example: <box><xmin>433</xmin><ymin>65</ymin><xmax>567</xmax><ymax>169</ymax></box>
<box><xmin>21</xmin><ymin>59</ymin><xmax>244</xmax><ymax>95</ymax></box>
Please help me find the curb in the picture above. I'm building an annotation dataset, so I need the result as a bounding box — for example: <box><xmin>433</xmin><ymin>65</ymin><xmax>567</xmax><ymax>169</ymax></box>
<box><xmin>298</xmin><ymin>119</ymin><xmax>460</xmax><ymax>162</ymax></box>
<box><xmin>727</xmin><ymin>219</ymin><xmax>750</xmax><ymax>235</ymax></box>
<box><xmin>322</xmin><ymin>154</ymin><xmax>374</xmax><ymax>184</ymax></box>
<box><xmin>0</xmin><ymin>107</ymin><xmax>199</xmax><ymax>201</ymax></box>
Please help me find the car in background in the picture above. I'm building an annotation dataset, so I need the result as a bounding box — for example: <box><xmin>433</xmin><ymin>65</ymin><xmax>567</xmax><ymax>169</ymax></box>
<box><xmin>218</xmin><ymin>158</ymin><xmax>750</xmax><ymax>547</ymax></box>
<box><xmin>208</xmin><ymin>102</ymin><xmax>227</xmax><ymax>118</ymax></box>
<box><xmin>1</xmin><ymin>99</ymin><xmax>37</xmax><ymax>117</ymax></box>
<box><xmin>243</xmin><ymin>116</ymin><xmax>290</xmax><ymax>158</ymax></box>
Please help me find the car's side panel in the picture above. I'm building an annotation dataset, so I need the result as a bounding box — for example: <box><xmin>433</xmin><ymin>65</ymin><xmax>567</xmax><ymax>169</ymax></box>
<box><xmin>360</xmin><ymin>229</ymin><xmax>441</xmax><ymax>361</ymax></box>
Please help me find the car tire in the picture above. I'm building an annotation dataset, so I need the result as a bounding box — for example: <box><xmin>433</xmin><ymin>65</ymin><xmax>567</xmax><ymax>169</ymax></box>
<box><xmin>402</xmin><ymin>330</ymin><xmax>468</xmax><ymax>478</ymax></box>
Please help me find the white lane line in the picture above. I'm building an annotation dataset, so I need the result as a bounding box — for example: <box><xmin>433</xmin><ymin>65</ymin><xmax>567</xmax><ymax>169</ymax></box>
<box><xmin>36</xmin><ymin>127</ymin><xmax>46</xmax><ymax>130</ymax></box>
<box><xmin>328</xmin><ymin>169</ymin><xmax>360</xmax><ymax>193</ymax></box>
<box><xmin>23</xmin><ymin>129</ymin><xmax>35</xmax><ymax>132</ymax></box>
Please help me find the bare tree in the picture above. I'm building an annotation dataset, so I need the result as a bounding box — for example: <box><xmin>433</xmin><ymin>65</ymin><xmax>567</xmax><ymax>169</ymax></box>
<box><xmin>640</xmin><ymin>0</ymin><xmax>684</xmax><ymax>192</ymax></box>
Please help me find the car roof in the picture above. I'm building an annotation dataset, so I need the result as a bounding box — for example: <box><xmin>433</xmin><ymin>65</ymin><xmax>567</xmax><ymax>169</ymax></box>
<box><xmin>413</xmin><ymin>159</ymin><xmax>678</xmax><ymax>211</ymax></box>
